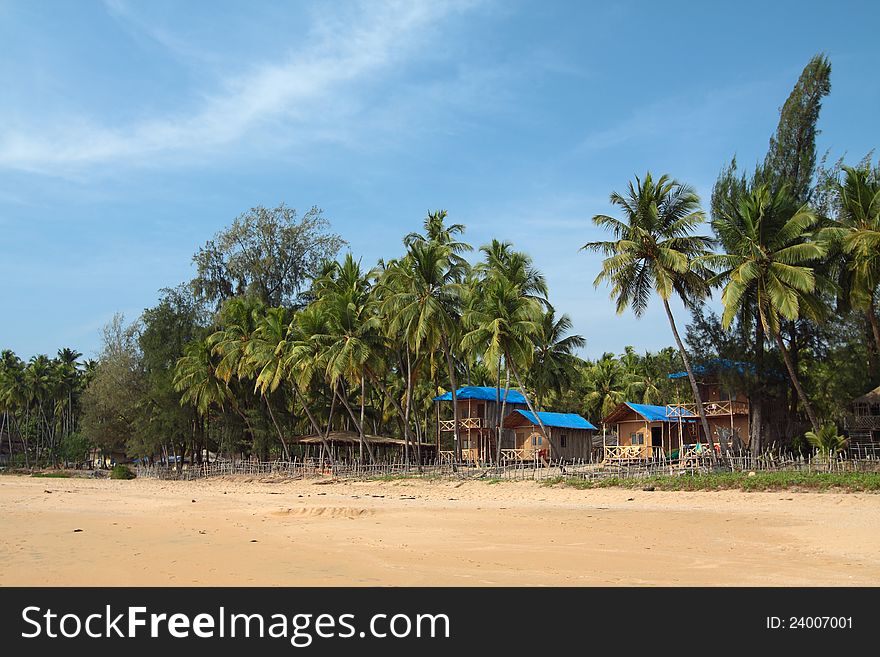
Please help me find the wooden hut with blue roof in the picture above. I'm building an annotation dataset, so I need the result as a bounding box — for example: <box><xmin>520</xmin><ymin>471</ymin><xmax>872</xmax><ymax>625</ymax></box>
<box><xmin>602</xmin><ymin>402</ymin><xmax>699</xmax><ymax>460</ymax></box>
<box><xmin>432</xmin><ymin>386</ymin><xmax>529</xmax><ymax>463</ymax></box>
<box><xmin>502</xmin><ymin>410</ymin><xmax>597</xmax><ymax>461</ymax></box>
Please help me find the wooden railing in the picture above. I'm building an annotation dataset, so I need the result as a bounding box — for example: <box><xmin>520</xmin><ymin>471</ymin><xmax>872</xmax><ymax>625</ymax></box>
<box><xmin>438</xmin><ymin>417</ymin><xmax>483</xmax><ymax>432</ymax></box>
<box><xmin>603</xmin><ymin>444</ymin><xmax>652</xmax><ymax>461</ymax></box>
<box><xmin>666</xmin><ymin>400</ymin><xmax>749</xmax><ymax>418</ymax></box>
<box><xmin>500</xmin><ymin>448</ymin><xmax>527</xmax><ymax>462</ymax></box>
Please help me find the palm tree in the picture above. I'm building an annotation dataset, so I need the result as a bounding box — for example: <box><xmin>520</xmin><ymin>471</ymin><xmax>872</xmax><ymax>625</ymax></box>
<box><xmin>822</xmin><ymin>165</ymin><xmax>880</xmax><ymax>354</ymax></box>
<box><xmin>805</xmin><ymin>423</ymin><xmax>847</xmax><ymax>462</ymax></box>
<box><xmin>461</xmin><ymin>267</ymin><xmax>547</xmax><ymax>457</ymax></box>
<box><xmin>383</xmin><ymin>240</ymin><xmax>468</xmax><ymax>459</ymax></box>
<box><xmin>247</xmin><ymin>306</ymin><xmax>295</xmax><ymax>459</ymax></box>
<box><xmin>318</xmin><ymin>255</ymin><xmax>381</xmax><ymax>463</ymax></box>
<box><xmin>584</xmin><ymin>354</ymin><xmax>628</xmax><ymax>420</ymax></box>
<box><xmin>701</xmin><ymin>184</ymin><xmax>827</xmax><ymax>433</ymax></box>
<box><xmin>530</xmin><ymin>309</ymin><xmax>585</xmax><ymax>411</ymax></box>
<box><xmin>174</xmin><ymin>340</ymin><xmax>232</xmax><ymax>417</ymax></box>
<box><xmin>582</xmin><ymin>173</ymin><xmax>719</xmax><ymax>461</ymax></box>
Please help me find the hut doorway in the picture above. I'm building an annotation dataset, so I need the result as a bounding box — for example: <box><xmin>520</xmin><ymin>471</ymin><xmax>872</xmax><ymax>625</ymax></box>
<box><xmin>651</xmin><ymin>427</ymin><xmax>663</xmax><ymax>448</ymax></box>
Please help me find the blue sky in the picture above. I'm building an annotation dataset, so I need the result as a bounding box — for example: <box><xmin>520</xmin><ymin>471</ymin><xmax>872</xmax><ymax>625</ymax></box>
<box><xmin>2</xmin><ymin>0</ymin><xmax>878</xmax><ymax>361</ymax></box>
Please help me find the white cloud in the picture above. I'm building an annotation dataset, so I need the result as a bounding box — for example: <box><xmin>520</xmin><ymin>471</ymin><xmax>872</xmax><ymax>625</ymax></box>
<box><xmin>0</xmin><ymin>0</ymin><xmax>481</xmax><ymax>175</ymax></box>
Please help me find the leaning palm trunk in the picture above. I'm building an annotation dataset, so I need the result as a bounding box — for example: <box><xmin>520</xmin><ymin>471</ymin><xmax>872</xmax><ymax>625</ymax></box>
<box><xmin>662</xmin><ymin>299</ymin><xmax>719</xmax><ymax>465</ymax></box>
<box><xmin>508</xmin><ymin>359</ymin><xmax>558</xmax><ymax>461</ymax></box>
<box><xmin>440</xmin><ymin>337</ymin><xmax>462</xmax><ymax>461</ymax></box>
<box><xmin>365</xmin><ymin>369</ymin><xmax>417</xmax><ymax>455</ymax></box>
<box><xmin>291</xmin><ymin>384</ymin><xmax>335</xmax><ymax>467</ymax></box>
<box><xmin>869</xmin><ymin>297</ymin><xmax>880</xmax><ymax>358</ymax></box>
<box><xmin>335</xmin><ymin>383</ymin><xmax>376</xmax><ymax>462</ymax></box>
<box><xmin>772</xmin><ymin>331</ymin><xmax>820</xmax><ymax>433</ymax></box>
<box><xmin>495</xmin><ymin>364</ymin><xmax>510</xmax><ymax>465</ymax></box>
<box><xmin>263</xmin><ymin>394</ymin><xmax>291</xmax><ymax>461</ymax></box>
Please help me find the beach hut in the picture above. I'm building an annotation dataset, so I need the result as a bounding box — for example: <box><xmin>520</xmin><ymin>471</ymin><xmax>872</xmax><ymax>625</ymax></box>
<box><xmin>666</xmin><ymin>359</ymin><xmax>751</xmax><ymax>449</ymax></box>
<box><xmin>845</xmin><ymin>385</ymin><xmax>880</xmax><ymax>448</ymax></box>
<box><xmin>432</xmin><ymin>386</ymin><xmax>529</xmax><ymax>462</ymax></box>
<box><xmin>289</xmin><ymin>431</ymin><xmax>436</xmax><ymax>463</ymax></box>
<box><xmin>501</xmin><ymin>410</ymin><xmax>597</xmax><ymax>461</ymax></box>
<box><xmin>601</xmin><ymin>402</ymin><xmax>698</xmax><ymax>459</ymax></box>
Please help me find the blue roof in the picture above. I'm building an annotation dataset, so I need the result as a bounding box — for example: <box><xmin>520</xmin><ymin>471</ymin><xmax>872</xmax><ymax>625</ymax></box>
<box><xmin>432</xmin><ymin>386</ymin><xmax>527</xmax><ymax>404</ymax></box>
<box><xmin>625</xmin><ymin>402</ymin><xmax>696</xmax><ymax>423</ymax></box>
<box><xmin>513</xmin><ymin>410</ymin><xmax>597</xmax><ymax>430</ymax></box>
<box><xmin>668</xmin><ymin>358</ymin><xmax>755</xmax><ymax>380</ymax></box>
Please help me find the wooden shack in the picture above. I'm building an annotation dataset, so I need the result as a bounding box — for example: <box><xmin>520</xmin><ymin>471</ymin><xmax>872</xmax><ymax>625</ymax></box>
<box><xmin>433</xmin><ymin>386</ymin><xmax>529</xmax><ymax>463</ymax></box>
<box><xmin>602</xmin><ymin>402</ymin><xmax>699</xmax><ymax>459</ymax></box>
<box><xmin>845</xmin><ymin>385</ymin><xmax>880</xmax><ymax>447</ymax></box>
<box><xmin>501</xmin><ymin>410</ymin><xmax>597</xmax><ymax>461</ymax></box>
<box><xmin>667</xmin><ymin>359</ymin><xmax>751</xmax><ymax>449</ymax></box>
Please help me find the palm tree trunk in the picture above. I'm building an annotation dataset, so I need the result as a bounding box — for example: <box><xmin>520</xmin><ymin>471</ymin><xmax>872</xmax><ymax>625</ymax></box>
<box><xmin>335</xmin><ymin>383</ymin><xmax>375</xmax><ymax>462</ymax></box>
<box><xmin>365</xmin><ymin>369</ymin><xmax>416</xmax><ymax>455</ymax></box>
<box><xmin>868</xmin><ymin>297</ymin><xmax>880</xmax><ymax>362</ymax></box>
<box><xmin>662</xmin><ymin>299</ymin><xmax>719</xmax><ymax>465</ymax></box>
<box><xmin>290</xmin><ymin>385</ymin><xmax>335</xmax><ymax>467</ymax></box>
<box><xmin>360</xmin><ymin>378</ymin><xmax>366</xmax><ymax>465</ymax></box>
<box><xmin>508</xmin><ymin>358</ymin><xmax>558</xmax><ymax>461</ymax></box>
<box><xmin>440</xmin><ymin>336</ymin><xmax>462</xmax><ymax>461</ymax></box>
<box><xmin>263</xmin><ymin>393</ymin><xmax>290</xmax><ymax>460</ymax></box>
<box><xmin>773</xmin><ymin>330</ymin><xmax>820</xmax><ymax>433</ymax></box>
<box><xmin>750</xmin><ymin>315</ymin><xmax>765</xmax><ymax>456</ymax></box>
<box><xmin>496</xmin><ymin>363</ymin><xmax>510</xmax><ymax>464</ymax></box>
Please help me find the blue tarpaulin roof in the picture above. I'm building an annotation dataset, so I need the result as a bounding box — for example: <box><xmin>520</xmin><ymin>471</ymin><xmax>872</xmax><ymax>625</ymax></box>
<box><xmin>514</xmin><ymin>410</ymin><xmax>597</xmax><ymax>430</ymax></box>
<box><xmin>667</xmin><ymin>358</ymin><xmax>755</xmax><ymax>380</ymax></box>
<box><xmin>625</xmin><ymin>402</ymin><xmax>696</xmax><ymax>423</ymax></box>
<box><xmin>432</xmin><ymin>386</ymin><xmax>527</xmax><ymax>404</ymax></box>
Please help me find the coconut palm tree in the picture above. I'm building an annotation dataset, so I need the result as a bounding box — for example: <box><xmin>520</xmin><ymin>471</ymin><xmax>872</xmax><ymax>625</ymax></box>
<box><xmin>530</xmin><ymin>309</ymin><xmax>585</xmax><ymax>411</ymax></box>
<box><xmin>174</xmin><ymin>340</ymin><xmax>232</xmax><ymax>417</ymax></box>
<box><xmin>582</xmin><ymin>173</ymin><xmax>719</xmax><ymax>461</ymax></box>
<box><xmin>383</xmin><ymin>240</ymin><xmax>468</xmax><ymax>459</ymax></box>
<box><xmin>584</xmin><ymin>353</ymin><xmax>628</xmax><ymax>420</ymax></box>
<box><xmin>247</xmin><ymin>306</ymin><xmax>295</xmax><ymax>459</ymax></box>
<box><xmin>822</xmin><ymin>165</ymin><xmax>880</xmax><ymax>354</ymax></box>
<box><xmin>461</xmin><ymin>268</ymin><xmax>547</xmax><ymax>457</ymax></box>
<box><xmin>805</xmin><ymin>423</ymin><xmax>847</xmax><ymax>462</ymax></box>
<box><xmin>700</xmin><ymin>183</ymin><xmax>827</xmax><ymax>432</ymax></box>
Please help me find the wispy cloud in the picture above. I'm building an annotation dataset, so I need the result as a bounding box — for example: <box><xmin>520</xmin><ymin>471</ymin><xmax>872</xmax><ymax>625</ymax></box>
<box><xmin>0</xmin><ymin>0</ymin><xmax>481</xmax><ymax>175</ymax></box>
<box><xmin>578</xmin><ymin>80</ymin><xmax>774</xmax><ymax>153</ymax></box>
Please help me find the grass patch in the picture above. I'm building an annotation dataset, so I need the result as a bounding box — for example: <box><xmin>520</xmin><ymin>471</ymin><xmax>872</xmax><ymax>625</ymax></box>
<box><xmin>31</xmin><ymin>472</ymin><xmax>71</xmax><ymax>479</ymax></box>
<box><xmin>483</xmin><ymin>478</ymin><xmax>503</xmax><ymax>485</ymax></box>
<box><xmin>542</xmin><ymin>471</ymin><xmax>880</xmax><ymax>493</ymax></box>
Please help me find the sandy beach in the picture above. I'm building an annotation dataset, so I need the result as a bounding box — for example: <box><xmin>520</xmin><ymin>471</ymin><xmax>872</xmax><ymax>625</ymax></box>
<box><xmin>1</xmin><ymin>474</ymin><xmax>878</xmax><ymax>586</ymax></box>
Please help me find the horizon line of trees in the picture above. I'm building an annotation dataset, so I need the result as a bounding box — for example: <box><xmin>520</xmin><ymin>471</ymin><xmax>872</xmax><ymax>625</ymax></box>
<box><xmin>2</xmin><ymin>53</ymin><xmax>877</xmax><ymax>468</ymax></box>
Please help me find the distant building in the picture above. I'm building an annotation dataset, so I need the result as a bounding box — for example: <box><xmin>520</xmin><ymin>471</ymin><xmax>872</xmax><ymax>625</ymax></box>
<box><xmin>845</xmin><ymin>385</ymin><xmax>880</xmax><ymax>446</ymax></box>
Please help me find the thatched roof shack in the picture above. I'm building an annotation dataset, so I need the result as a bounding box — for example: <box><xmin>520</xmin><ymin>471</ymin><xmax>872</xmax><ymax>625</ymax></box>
<box><xmin>289</xmin><ymin>431</ymin><xmax>435</xmax><ymax>461</ymax></box>
<box><xmin>853</xmin><ymin>385</ymin><xmax>880</xmax><ymax>406</ymax></box>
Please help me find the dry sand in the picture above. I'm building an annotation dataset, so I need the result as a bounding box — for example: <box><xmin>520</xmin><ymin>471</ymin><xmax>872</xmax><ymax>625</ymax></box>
<box><xmin>1</xmin><ymin>474</ymin><xmax>878</xmax><ymax>586</ymax></box>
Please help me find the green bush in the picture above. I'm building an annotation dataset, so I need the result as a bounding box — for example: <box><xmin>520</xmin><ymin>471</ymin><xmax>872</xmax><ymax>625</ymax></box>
<box><xmin>110</xmin><ymin>464</ymin><xmax>135</xmax><ymax>480</ymax></box>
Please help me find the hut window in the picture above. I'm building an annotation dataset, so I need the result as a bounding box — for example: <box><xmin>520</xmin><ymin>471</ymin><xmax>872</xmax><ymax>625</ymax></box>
<box><xmin>560</xmin><ymin>434</ymin><xmax>567</xmax><ymax>448</ymax></box>
<box><xmin>531</xmin><ymin>435</ymin><xmax>543</xmax><ymax>446</ymax></box>
<box><xmin>630</xmin><ymin>433</ymin><xmax>644</xmax><ymax>445</ymax></box>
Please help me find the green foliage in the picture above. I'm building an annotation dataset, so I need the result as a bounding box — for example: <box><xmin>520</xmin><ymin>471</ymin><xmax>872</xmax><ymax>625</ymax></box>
<box><xmin>31</xmin><ymin>471</ymin><xmax>71</xmax><ymax>478</ymax></box>
<box><xmin>805</xmin><ymin>424</ymin><xmax>847</xmax><ymax>458</ymax></box>
<box><xmin>542</xmin><ymin>471</ymin><xmax>880</xmax><ymax>492</ymax></box>
<box><xmin>192</xmin><ymin>204</ymin><xmax>345</xmax><ymax>309</ymax></box>
<box><xmin>110</xmin><ymin>464</ymin><xmax>135</xmax><ymax>480</ymax></box>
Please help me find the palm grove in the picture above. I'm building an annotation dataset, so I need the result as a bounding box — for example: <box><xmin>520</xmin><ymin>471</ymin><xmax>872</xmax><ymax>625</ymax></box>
<box><xmin>1</xmin><ymin>54</ymin><xmax>877</xmax><ymax>468</ymax></box>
